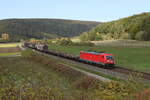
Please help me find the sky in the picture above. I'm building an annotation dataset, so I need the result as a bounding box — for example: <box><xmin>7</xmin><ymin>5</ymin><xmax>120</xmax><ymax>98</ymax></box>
<box><xmin>0</xmin><ymin>0</ymin><xmax>149</xmax><ymax>22</ymax></box>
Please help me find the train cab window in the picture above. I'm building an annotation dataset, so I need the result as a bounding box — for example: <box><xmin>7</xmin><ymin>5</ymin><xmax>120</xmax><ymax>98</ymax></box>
<box><xmin>106</xmin><ymin>56</ymin><xmax>113</xmax><ymax>60</ymax></box>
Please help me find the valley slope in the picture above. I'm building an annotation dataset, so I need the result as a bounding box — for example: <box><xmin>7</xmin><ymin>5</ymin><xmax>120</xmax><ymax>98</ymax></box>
<box><xmin>80</xmin><ymin>12</ymin><xmax>150</xmax><ymax>41</ymax></box>
<box><xmin>0</xmin><ymin>19</ymin><xmax>100</xmax><ymax>41</ymax></box>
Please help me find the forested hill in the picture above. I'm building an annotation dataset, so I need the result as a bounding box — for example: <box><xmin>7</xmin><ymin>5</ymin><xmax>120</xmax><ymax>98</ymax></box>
<box><xmin>0</xmin><ymin>19</ymin><xmax>99</xmax><ymax>41</ymax></box>
<box><xmin>80</xmin><ymin>12</ymin><xmax>150</xmax><ymax>41</ymax></box>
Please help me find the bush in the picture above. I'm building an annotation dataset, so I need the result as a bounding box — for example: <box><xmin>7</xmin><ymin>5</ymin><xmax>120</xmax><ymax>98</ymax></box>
<box><xmin>55</xmin><ymin>38</ymin><xmax>73</xmax><ymax>45</ymax></box>
<box><xmin>120</xmin><ymin>32</ymin><xmax>130</xmax><ymax>39</ymax></box>
<box><xmin>53</xmin><ymin>38</ymin><xmax>94</xmax><ymax>46</ymax></box>
<box><xmin>72</xmin><ymin>42</ymin><xmax>94</xmax><ymax>46</ymax></box>
<box><xmin>79</xmin><ymin>32</ymin><xmax>88</xmax><ymax>41</ymax></box>
<box><xmin>135</xmin><ymin>31</ymin><xmax>149</xmax><ymax>41</ymax></box>
<box><xmin>102</xmin><ymin>33</ymin><xmax>114</xmax><ymax>40</ymax></box>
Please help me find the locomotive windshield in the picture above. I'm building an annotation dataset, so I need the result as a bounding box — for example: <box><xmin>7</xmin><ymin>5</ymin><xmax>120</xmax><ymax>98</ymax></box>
<box><xmin>106</xmin><ymin>56</ymin><xmax>113</xmax><ymax>60</ymax></box>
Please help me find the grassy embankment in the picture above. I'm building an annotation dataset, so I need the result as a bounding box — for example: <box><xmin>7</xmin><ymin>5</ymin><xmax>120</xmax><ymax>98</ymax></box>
<box><xmin>0</xmin><ymin>43</ymin><xmax>21</xmax><ymax>56</ymax></box>
<box><xmin>0</xmin><ymin>50</ymin><xmax>149</xmax><ymax>99</ymax></box>
<box><xmin>48</xmin><ymin>45</ymin><xmax>150</xmax><ymax>73</ymax></box>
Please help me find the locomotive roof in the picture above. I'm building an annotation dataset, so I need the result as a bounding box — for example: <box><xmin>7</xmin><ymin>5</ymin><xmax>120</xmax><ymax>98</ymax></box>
<box><xmin>81</xmin><ymin>51</ymin><xmax>105</xmax><ymax>55</ymax></box>
<box><xmin>81</xmin><ymin>51</ymin><xmax>113</xmax><ymax>55</ymax></box>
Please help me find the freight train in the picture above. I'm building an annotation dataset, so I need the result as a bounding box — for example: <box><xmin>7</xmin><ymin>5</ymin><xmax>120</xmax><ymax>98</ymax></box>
<box><xmin>24</xmin><ymin>42</ymin><xmax>115</xmax><ymax>67</ymax></box>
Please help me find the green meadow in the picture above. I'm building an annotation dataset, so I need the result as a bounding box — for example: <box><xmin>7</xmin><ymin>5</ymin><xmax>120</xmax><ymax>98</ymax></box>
<box><xmin>48</xmin><ymin>45</ymin><xmax>150</xmax><ymax>73</ymax></box>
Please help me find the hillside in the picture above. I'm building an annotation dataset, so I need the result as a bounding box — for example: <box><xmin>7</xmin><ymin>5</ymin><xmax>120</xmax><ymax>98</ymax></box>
<box><xmin>80</xmin><ymin>12</ymin><xmax>150</xmax><ymax>41</ymax></box>
<box><xmin>0</xmin><ymin>19</ymin><xmax>99</xmax><ymax>41</ymax></box>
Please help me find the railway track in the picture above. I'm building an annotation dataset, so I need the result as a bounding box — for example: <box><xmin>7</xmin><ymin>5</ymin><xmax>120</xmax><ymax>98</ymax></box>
<box><xmin>27</xmin><ymin>46</ymin><xmax>150</xmax><ymax>81</ymax></box>
<box><xmin>113</xmin><ymin>66</ymin><xmax>150</xmax><ymax>80</ymax></box>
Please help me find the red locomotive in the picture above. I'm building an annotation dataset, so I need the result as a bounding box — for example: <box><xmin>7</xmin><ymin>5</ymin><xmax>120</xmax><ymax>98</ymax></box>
<box><xmin>80</xmin><ymin>51</ymin><xmax>115</xmax><ymax>67</ymax></box>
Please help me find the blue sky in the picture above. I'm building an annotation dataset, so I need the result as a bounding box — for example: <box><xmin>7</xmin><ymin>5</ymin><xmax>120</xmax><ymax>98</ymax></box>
<box><xmin>0</xmin><ymin>0</ymin><xmax>149</xmax><ymax>22</ymax></box>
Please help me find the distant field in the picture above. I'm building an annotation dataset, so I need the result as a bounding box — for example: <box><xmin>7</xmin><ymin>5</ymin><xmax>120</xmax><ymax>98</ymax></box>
<box><xmin>0</xmin><ymin>47</ymin><xmax>21</xmax><ymax>53</ymax></box>
<box><xmin>0</xmin><ymin>43</ymin><xmax>21</xmax><ymax>56</ymax></box>
<box><xmin>0</xmin><ymin>52</ymin><xmax>20</xmax><ymax>56</ymax></box>
<box><xmin>92</xmin><ymin>40</ymin><xmax>150</xmax><ymax>47</ymax></box>
<box><xmin>48</xmin><ymin>45</ymin><xmax>150</xmax><ymax>73</ymax></box>
<box><xmin>0</xmin><ymin>43</ymin><xmax>21</xmax><ymax>48</ymax></box>
<box><xmin>0</xmin><ymin>47</ymin><xmax>21</xmax><ymax>56</ymax></box>
<box><xmin>71</xmin><ymin>37</ymin><xmax>81</xmax><ymax>42</ymax></box>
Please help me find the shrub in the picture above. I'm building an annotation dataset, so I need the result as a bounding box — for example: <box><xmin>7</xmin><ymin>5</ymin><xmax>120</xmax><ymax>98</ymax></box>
<box><xmin>55</xmin><ymin>38</ymin><xmax>73</xmax><ymax>45</ymax></box>
<box><xmin>72</xmin><ymin>42</ymin><xmax>94</xmax><ymax>46</ymax></box>
<box><xmin>120</xmin><ymin>32</ymin><xmax>130</xmax><ymax>39</ymax></box>
<box><xmin>79</xmin><ymin>32</ymin><xmax>88</xmax><ymax>41</ymax></box>
<box><xmin>53</xmin><ymin>38</ymin><xmax>94</xmax><ymax>46</ymax></box>
<box><xmin>135</xmin><ymin>31</ymin><xmax>149</xmax><ymax>41</ymax></box>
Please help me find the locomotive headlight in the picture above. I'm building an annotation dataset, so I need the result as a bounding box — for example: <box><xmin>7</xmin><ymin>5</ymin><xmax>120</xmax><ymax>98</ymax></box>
<box><xmin>107</xmin><ymin>60</ymin><xmax>112</xmax><ymax>63</ymax></box>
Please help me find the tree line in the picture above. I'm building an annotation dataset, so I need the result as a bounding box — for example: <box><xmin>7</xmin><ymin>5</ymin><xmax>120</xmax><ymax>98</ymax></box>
<box><xmin>0</xmin><ymin>19</ymin><xmax>99</xmax><ymax>42</ymax></box>
<box><xmin>80</xmin><ymin>12</ymin><xmax>150</xmax><ymax>41</ymax></box>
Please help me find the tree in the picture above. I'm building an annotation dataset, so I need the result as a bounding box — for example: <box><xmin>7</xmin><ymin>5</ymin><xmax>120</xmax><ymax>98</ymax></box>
<box><xmin>55</xmin><ymin>38</ymin><xmax>73</xmax><ymax>45</ymax></box>
<box><xmin>30</xmin><ymin>38</ymin><xmax>38</xmax><ymax>43</ymax></box>
<box><xmin>120</xmin><ymin>32</ymin><xmax>130</xmax><ymax>39</ymax></box>
<box><xmin>1</xmin><ymin>33</ymin><xmax>9</xmax><ymax>40</ymax></box>
<box><xmin>135</xmin><ymin>31</ymin><xmax>149</xmax><ymax>41</ymax></box>
<box><xmin>80</xmin><ymin>32</ymin><xmax>88</xmax><ymax>41</ymax></box>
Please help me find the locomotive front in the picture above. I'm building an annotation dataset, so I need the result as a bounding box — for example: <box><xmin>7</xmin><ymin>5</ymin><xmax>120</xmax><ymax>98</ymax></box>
<box><xmin>103</xmin><ymin>54</ymin><xmax>115</xmax><ymax>67</ymax></box>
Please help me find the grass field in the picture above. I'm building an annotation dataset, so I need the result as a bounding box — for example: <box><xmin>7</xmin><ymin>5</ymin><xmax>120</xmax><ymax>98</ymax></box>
<box><xmin>0</xmin><ymin>43</ymin><xmax>21</xmax><ymax>56</ymax></box>
<box><xmin>0</xmin><ymin>47</ymin><xmax>21</xmax><ymax>57</ymax></box>
<box><xmin>0</xmin><ymin>52</ymin><xmax>20</xmax><ymax>56</ymax></box>
<box><xmin>48</xmin><ymin>45</ymin><xmax>150</xmax><ymax>73</ymax></box>
<box><xmin>92</xmin><ymin>40</ymin><xmax>150</xmax><ymax>47</ymax></box>
<box><xmin>0</xmin><ymin>57</ymin><xmax>77</xmax><ymax>99</ymax></box>
<box><xmin>71</xmin><ymin>37</ymin><xmax>81</xmax><ymax>42</ymax></box>
<box><xmin>0</xmin><ymin>43</ymin><xmax>21</xmax><ymax>48</ymax></box>
<box><xmin>0</xmin><ymin>51</ymin><xmax>149</xmax><ymax>99</ymax></box>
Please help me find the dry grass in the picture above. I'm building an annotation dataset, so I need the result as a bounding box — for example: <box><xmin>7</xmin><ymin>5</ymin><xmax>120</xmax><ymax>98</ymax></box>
<box><xmin>134</xmin><ymin>89</ymin><xmax>150</xmax><ymax>100</ymax></box>
<box><xmin>0</xmin><ymin>46</ymin><xmax>21</xmax><ymax>57</ymax></box>
<box><xmin>0</xmin><ymin>47</ymin><xmax>21</xmax><ymax>53</ymax></box>
<box><xmin>0</xmin><ymin>43</ymin><xmax>21</xmax><ymax>57</ymax></box>
<box><xmin>71</xmin><ymin>37</ymin><xmax>81</xmax><ymax>42</ymax></box>
<box><xmin>0</xmin><ymin>43</ymin><xmax>21</xmax><ymax>48</ymax></box>
<box><xmin>92</xmin><ymin>39</ymin><xmax>150</xmax><ymax>47</ymax></box>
